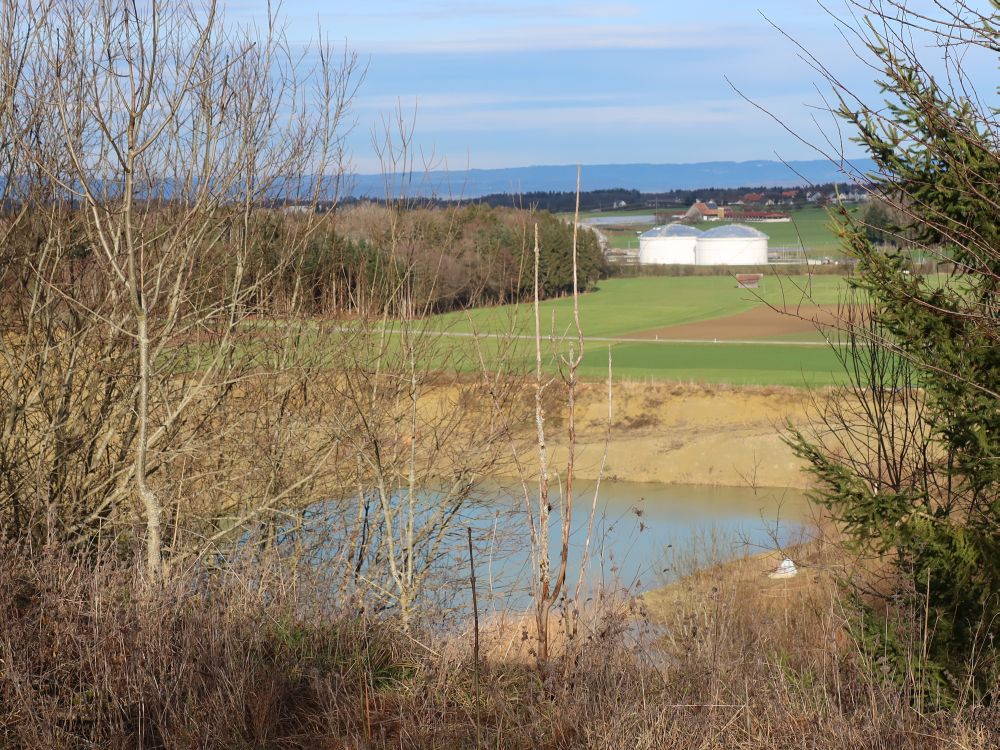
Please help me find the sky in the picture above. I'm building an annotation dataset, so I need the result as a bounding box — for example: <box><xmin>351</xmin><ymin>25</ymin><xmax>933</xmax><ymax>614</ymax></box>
<box><xmin>224</xmin><ymin>0</ymin><xmax>986</xmax><ymax>173</ymax></box>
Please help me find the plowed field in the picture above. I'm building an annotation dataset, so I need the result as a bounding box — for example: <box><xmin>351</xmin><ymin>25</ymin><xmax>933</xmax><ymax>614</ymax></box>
<box><xmin>628</xmin><ymin>304</ymin><xmax>844</xmax><ymax>341</ymax></box>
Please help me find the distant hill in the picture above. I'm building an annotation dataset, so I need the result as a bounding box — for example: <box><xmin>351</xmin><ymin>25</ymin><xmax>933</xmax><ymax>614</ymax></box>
<box><xmin>346</xmin><ymin>158</ymin><xmax>875</xmax><ymax>199</ymax></box>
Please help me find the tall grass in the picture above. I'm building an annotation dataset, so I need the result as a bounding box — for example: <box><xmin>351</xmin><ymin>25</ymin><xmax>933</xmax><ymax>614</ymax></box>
<box><xmin>2</xmin><ymin>539</ymin><xmax>995</xmax><ymax>748</ymax></box>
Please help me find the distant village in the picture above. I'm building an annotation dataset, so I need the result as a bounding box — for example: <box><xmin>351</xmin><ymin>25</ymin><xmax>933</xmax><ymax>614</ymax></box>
<box><xmin>657</xmin><ymin>188</ymin><xmax>870</xmax><ymax>225</ymax></box>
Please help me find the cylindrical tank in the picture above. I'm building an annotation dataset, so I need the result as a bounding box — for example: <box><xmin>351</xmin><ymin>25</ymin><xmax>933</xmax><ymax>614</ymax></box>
<box><xmin>695</xmin><ymin>224</ymin><xmax>769</xmax><ymax>265</ymax></box>
<box><xmin>638</xmin><ymin>224</ymin><xmax>702</xmax><ymax>265</ymax></box>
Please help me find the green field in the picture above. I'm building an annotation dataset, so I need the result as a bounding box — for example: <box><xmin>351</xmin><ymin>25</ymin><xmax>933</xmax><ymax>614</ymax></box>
<box><xmin>226</xmin><ymin>274</ymin><xmax>878</xmax><ymax>387</ymax></box>
<box><xmin>589</xmin><ymin>206</ymin><xmax>855</xmax><ymax>254</ymax></box>
<box><xmin>423</xmin><ymin>275</ymin><xmax>855</xmax><ymax>386</ymax></box>
<box><xmin>694</xmin><ymin>207</ymin><xmax>854</xmax><ymax>254</ymax></box>
<box><xmin>574</xmin><ymin>208</ymin><xmax>664</xmax><ymax>219</ymax></box>
<box><xmin>603</xmin><ymin>227</ymin><xmax>648</xmax><ymax>250</ymax></box>
<box><xmin>576</xmin><ymin>341</ymin><xmax>846</xmax><ymax>386</ymax></box>
<box><xmin>437</xmin><ymin>275</ymin><xmax>847</xmax><ymax>338</ymax></box>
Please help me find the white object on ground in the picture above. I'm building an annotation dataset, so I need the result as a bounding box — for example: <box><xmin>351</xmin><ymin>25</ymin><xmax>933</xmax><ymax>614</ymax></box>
<box><xmin>768</xmin><ymin>557</ymin><xmax>798</xmax><ymax>579</ymax></box>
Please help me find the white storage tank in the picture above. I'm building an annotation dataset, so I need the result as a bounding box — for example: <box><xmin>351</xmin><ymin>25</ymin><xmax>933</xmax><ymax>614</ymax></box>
<box><xmin>638</xmin><ymin>223</ymin><xmax>702</xmax><ymax>265</ymax></box>
<box><xmin>695</xmin><ymin>224</ymin><xmax>769</xmax><ymax>265</ymax></box>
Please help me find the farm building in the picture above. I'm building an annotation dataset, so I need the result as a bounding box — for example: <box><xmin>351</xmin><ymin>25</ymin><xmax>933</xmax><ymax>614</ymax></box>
<box><xmin>638</xmin><ymin>223</ymin><xmax>702</xmax><ymax>264</ymax></box>
<box><xmin>696</xmin><ymin>224</ymin><xmax>769</xmax><ymax>265</ymax></box>
<box><xmin>683</xmin><ymin>201</ymin><xmax>724</xmax><ymax>222</ymax></box>
<box><xmin>638</xmin><ymin>223</ymin><xmax>769</xmax><ymax>266</ymax></box>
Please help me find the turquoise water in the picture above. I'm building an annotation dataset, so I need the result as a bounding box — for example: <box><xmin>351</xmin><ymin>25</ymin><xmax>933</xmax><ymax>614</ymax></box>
<box><xmin>287</xmin><ymin>480</ymin><xmax>815</xmax><ymax>612</ymax></box>
<box><xmin>440</xmin><ymin>479</ymin><xmax>814</xmax><ymax>606</ymax></box>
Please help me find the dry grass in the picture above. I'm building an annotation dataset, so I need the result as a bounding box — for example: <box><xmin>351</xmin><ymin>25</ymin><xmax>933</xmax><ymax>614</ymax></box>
<box><xmin>1</xmin><ymin>540</ymin><xmax>996</xmax><ymax>749</ymax></box>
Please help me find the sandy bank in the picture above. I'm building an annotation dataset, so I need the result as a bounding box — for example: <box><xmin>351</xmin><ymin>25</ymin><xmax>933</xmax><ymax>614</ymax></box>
<box><xmin>512</xmin><ymin>381</ymin><xmax>824</xmax><ymax>490</ymax></box>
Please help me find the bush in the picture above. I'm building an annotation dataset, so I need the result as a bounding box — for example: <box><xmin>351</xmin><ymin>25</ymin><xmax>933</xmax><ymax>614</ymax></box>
<box><xmin>2</xmin><ymin>541</ymin><xmax>997</xmax><ymax>749</ymax></box>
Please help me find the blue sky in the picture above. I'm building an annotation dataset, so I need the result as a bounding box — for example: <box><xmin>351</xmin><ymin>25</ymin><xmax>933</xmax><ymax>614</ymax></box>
<box><xmin>224</xmin><ymin>1</ymin><xmax>972</xmax><ymax>172</ymax></box>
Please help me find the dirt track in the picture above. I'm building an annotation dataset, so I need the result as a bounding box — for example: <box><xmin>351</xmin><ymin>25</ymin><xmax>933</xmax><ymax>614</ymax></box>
<box><xmin>628</xmin><ymin>305</ymin><xmax>845</xmax><ymax>342</ymax></box>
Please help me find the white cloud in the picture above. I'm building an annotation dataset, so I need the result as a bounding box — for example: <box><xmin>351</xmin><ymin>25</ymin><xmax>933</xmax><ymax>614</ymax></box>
<box><xmin>350</xmin><ymin>23</ymin><xmax>755</xmax><ymax>54</ymax></box>
<box><xmin>407</xmin><ymin>102</ymin><xmax>746</xmax><ymax>132</ymax></box>
<box><xmin>355</xmin><ymin>92</ymin><xmax>618</xmax><ymax>111</ymax></box>
<box><xmin>337</xmin><ymin>1</ymin><xmax>645</xmax><ymax>21</ymax></box>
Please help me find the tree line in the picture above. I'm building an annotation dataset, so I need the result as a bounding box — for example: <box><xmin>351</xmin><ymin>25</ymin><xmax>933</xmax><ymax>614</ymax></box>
<box><xmin>302</xmin><ymin>203</ymin><xmax>606</xmax><ymax>317</ymax></box>
<box><xmin>1</xmin><ymin>201</ymin><xmax>606</xmax><ymax>322</ymax></box>
<box><xmin>388</xmin><ymin>182</ymin><xmax>865</xmax><ymax>214</ymax></box>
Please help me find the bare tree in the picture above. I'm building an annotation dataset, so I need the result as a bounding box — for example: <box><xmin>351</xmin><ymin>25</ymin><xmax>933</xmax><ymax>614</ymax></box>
<box><xmin>0</xmin><ymin>0</ymin><xmax>362</xmax><ymax>577</ymax></box>
<box><xmin>528</xmin><ymin>166</ymin><xmax>610</xmax><ymax>670</ymax></box>
<box><xmin>2</xmin><ymin>0</ymin><xmax>551</xmax><ymax>628</ymax></box>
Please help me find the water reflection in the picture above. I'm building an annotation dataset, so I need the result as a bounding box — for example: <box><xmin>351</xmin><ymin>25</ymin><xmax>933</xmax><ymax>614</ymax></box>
<box><xmin>444</xmin><ymin>479</ymin><xmax>814</xmax><ymax>608</ymax></box>
<box><xmin>264</xmin><ymin>479</ymin><xmax>817</xmax><ymax>615</ymax></box>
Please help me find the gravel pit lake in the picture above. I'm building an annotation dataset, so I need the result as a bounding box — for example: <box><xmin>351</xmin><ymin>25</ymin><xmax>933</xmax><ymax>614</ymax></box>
<box><xmin>235</xmin><ymin>480</ymin><xmax>815</xmax><ymax>613</ymax></box>
<box><xmin>271</xmin><ymin>480</ymin><xmax>816</xmax><ymax>613</ymax></box>
<box><xmin>314</xmin><ymin>479</ymin><xmax>817</xmax><ymax>610</ymax></box>
<box><xmin>460</xmin><ymin>480</ymin><xmax>812</xmax><ymax>599</ymax></box>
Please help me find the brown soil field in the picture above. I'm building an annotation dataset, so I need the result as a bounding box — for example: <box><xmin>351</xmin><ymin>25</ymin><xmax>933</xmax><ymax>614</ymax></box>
<box><xmin>511</xmin><ymin>380</ymin><xmax>828</xmax><ymax>490</ymax></box>
<box><xmin>628</xmin><ymin>304</ymin><xmax>846</xmax><ymax>341</ymax></box>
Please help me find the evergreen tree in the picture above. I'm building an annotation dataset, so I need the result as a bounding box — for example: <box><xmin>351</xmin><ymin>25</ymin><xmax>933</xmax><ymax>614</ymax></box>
<box><xmin>791</xmin><ymin>2</ymin><xmax>1000</xmax><ymax>702</ymax></box>
<box><xmin>860</xmin><ymin>201</ymin><xmax>895</xmax><ymax>246</ymax></box>
<box><xmin>536</xmin><ymin>211</ymin><xmax>605</xmax><ymax>298</ymax></box>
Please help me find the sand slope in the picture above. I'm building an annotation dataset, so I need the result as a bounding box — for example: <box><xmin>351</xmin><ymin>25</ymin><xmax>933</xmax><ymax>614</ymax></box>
<box><xmin>533</xmin><ymin>381</ymin><xmax>822</xmax><ymax>490</ymax></box>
